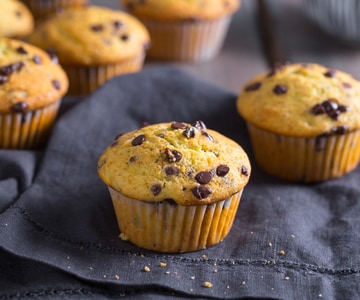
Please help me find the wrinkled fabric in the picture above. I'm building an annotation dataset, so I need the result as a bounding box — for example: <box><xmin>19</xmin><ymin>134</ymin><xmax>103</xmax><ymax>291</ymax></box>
<box><xmin>0</xmin><ymin>66</ymin><xmax>359</xmax><ymax>299</ymax></box>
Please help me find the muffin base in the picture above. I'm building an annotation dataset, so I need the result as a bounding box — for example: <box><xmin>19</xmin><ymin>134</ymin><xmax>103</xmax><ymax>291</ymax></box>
<box><xmin>0</xmin><ymin>100</ymin><xmax>61</xmax><ymax>149</ymax></box>
<box><xmin>109</xmin><ymin>187</ymin><xmax>243</xmax><ymax>253</ymax></box>
<box><xmin>142</xmin><ymin>15</ymin><xmax>232</xmax><ymax>62</ymax></box>
<box><xmin>247</xmin><ymin>123</ymin><xmax>360</xmax><ymax>182</ymax></box>
<box><xmin>64</xmin><ymin>55</ymin><xmax>145</xmax><ymax>95</ymax></box>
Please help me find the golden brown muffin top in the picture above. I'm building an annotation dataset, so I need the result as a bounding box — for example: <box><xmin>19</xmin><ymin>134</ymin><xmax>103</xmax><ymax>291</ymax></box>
<box><xmin>237</xmin><ymin>63</ymin><xmax>360</xmax><ymax>138</ymax></box>
<box><xmin>98</xmin><ymin>121</ymin><xmax>251</xmax><ymax>206</ymax></box>
<box><xmin>27</xmin><ymin>6</ymin><xmax>150</xmax><ymax>66</ymax></box>
<box><xmin>0</xmin><ymin>38</ymin><xmax>68</xmax><ymax>113</ymax></box>
<box><xmin>0</xmin><ymin>0</ymin><xmax>34</xmax><ymax>38</ymax></box>
<box><xmin>120</xmin><ymin>0</ymin><xmax>240</xmax><ymax>21</ymax></box>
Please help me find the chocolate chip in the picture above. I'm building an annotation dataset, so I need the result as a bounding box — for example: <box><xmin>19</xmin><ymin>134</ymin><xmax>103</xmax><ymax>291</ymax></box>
<box><xmin>11</xmin><ymin>101</ymin><xmax>28</xmax><ymax>113</ymax></box>
<box><xmin>0</xmin><ymin>75</ymin><xmax>8</xmax><ymax>85</ymax></box>
<box><xmin>273</xmin><ymin>84</ymin><xmax>287</xmax><ymax>95</ymax></box>
<box><xmin>164</xmin><ymin>166</ymin><xmax>179</xmax><ymax>176</ymax></box>
<box><xmin>195</xmin><ymin>171</ymin><xmax>212</xmax><ymax>184</ymax></box>
<box><xmin>245</xmin><ymin>82</ymin><xmax>261</xmax><ymax>92</ymax></box>
<box><xmin>164</xmin><ymin>199</ymin><xmax>177</xmax><ymax>206</ymax></box>
<box><xmin>110</xmin><ymin>140</ymin><xmax>118</xmax><ymax>147</ymax></box>
<box><xmin>241</xmin><ymin>165</ymin><xmax>249</xmax><ymax>176</ymax></box>
<box><xmin>151</xmin><ymin>184</ymin><xmax>162</xmax><ymax>196</ymax></box>
<box><xmin>312</xmin><ymin>104</ymin><xmax>326</xmax><ymax>115</ymax></box>
<box><xmin>0</xmin><ymin>61</ymin><xmax>24</xmax><ymax>76</ymax></box>
<box><xmin>312</xmin><ymin>99</ymin><xmax>348</xmax><ymax>120</ymax></box>
<box><xmin>324</xmin><ymin>69</ymin><xmax>336</xmax><ymax>78</ymax></box>
<box><xmin>191</xmin><ymin>185</ymin><xmax>212</xmax><ymax>200</ymax></box>
<box><xmin>120</xmin><ymin>34</ymin><xmax>129</xmax><ymax>41</ymax></box>
<box><xmin>114</xmin><ymin>133</ymin><xmax>123</xmax><ymax>140</ymax></box>
<box><xmin>46</xmin><ymin>49</ymin><xmax>58</xmax><ymax>64</ymax></box>
<box><xmin>32</xmin><ymin>55</ymin><xmax>42</xmax><ymax>64</ymax></box>
<box><xmin>171</xmin><ymin>122</ymin><xmax>187</xmax><ymax>129</ymax></box>
<box><xmin>129</xmin><ymin>156</ymin><xmax>137</xmax><ymax>162</ymax></box>
<box><xmin>202</xmin><ymin>131</ymin><xmax>214</xmax><ymax>142</ymax></box>
<box><xmin>132</xmin><ymin>134</ymin><xmax>145</xmax><ymax>146</ymax></box>
<box><xmin>192</xmin><ymin>120</ymin><xmax>207</xmax><ymax>130</ymax></box>
<box><xmin>52</xmin><ymin>79</ymin><xmax>61</xmax><ymax>90</ymax></box>
<box><xmin>16</xmin><ymin>46</ymin><xmax>27</xmax><ymax>55</ymax></box>
<box><xmin>90</xmin><ymin>24</ymin><xmax>104</xmax><ymax>32</ymax></box>
<box><xmin>113</xmin><ymin>20</ymin><xmax>124</xmax><ymax>29</ymax></box>
<box><xmin>333</xmin><ymin>125</ymin><xmax>348</xmax><ymax>135</ymax></box>
<box><xmin>183</xmin><ymin>127</ymin><xmax>196</xmax><ymax>138</ymax></box>
<box><xmin>338</xmin><ymin>105</ymin><xmax>349</xmax><ymax>113</ymax></box>
<box><xmin>216</xmin><ymin>165</ymin><xmax>229</xmax><ymax>177</ymax></box>
<box><xmin>343</xmin><ymin>82</ymin><xmax>352</xmax><ymax>89</ymax></box>
<box><xmin>164</xmin><ymin>148</ymin><xmax>182</xmax><ymax>162</ymax></box>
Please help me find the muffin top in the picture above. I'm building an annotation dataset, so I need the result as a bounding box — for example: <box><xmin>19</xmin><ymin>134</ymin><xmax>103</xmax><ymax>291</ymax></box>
<box><xmin>0</xmin><ymin>0</ymin><xmax>34</xmax><ymax>38</ymax></box>
<box><xmin>98</xmin><ymin>121</ymin><xmax>250</xmax><ymax>206</ymax></box>
<box><xmin>237</xmin><ymin>63</ymin><xmax>360</xmax><ymax>138</ymax></box>
<box><xmin>120</xmin><ymin>0</ymin><xmax>240</xmax><ymax>21</ymax></box>
<box><xmin>0</xmin><ymin>38</ymin><xmax>68</xmax><ymax>113</ymax></box>
<box><xmin>27</xmin><ymin>6</ymin><xmax>150</xmax><ymax>66</ymax></box>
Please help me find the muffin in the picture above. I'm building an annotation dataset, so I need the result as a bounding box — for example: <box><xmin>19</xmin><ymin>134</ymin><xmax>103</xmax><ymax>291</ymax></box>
<box><xmin>0</xmin><ymin>0</ymin><xmax>34</xmax><ymax>38</ymax></box>
<box><xmin>0</xmin><ymin>38</ymin><xmax>68</xmax><ymax>149</ymax></box>
<box><xmin>19</xmin><ymin>0</ymin><xmax>88</xmax><ymax>22</ymax></box>
<box><xmin>98</xmin><ymin>121</ymin><xmax>251</xmax><ymax>253</ymax></box>
<box><xmin>237</xmin><ymin>63</ymin><xmax>360</xmax><ymax>182</ymax></box>
<box><xmin>303</xmin><ymin>0</ymin><xmax>360</xmax><ymax>46</ymax></box>
<box><xmin>27</xmin><ymin>6</ymin><xmax>150</xmax><ymax>95</ymax></box>
<box><xmin>120</xmin><ymin>0</ymin><xmax>240</xmax><ymax>62</ymax></box>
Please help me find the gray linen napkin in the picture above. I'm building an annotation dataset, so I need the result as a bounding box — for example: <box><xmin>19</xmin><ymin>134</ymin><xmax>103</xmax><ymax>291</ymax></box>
<box><xmin>0</xmin><ymin>66</ymin><xmax>359</xmax><ymax>299</ymax></box>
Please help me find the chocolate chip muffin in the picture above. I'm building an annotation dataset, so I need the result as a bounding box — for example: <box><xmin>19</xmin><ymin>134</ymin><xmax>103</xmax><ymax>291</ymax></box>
<box><xmin>120</xmin><ymin>0</ymin><xmax>240</xmax><ymax>62</ymax></box>
<box><xmin>98</xmin><ymin>121</ymin><xmax>251</xmax><ymax>253</ymax></box>
<box><xmin>0</xmin><ymin>38</ymin><xmax>68</xmax><ymax>149</ymax></box>
<box><xmin>0</xmin><ymin>0</ymin><xmax>34</xmax><ymax>38</ymax></box>
<box><xmin>28</xmin><ymin>6</ymin><xmax>150</xmax><ymax>95</ymax></box>
<box><xmin>237</xmin><ymin>63</ymin><xmax>360</xmax><ymax>182</ymax></box>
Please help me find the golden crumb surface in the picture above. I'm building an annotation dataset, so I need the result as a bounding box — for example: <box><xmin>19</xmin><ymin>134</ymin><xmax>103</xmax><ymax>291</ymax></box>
<box><xmin>0</xmin><ymin>38</ymin><xmax>68</xmax><ymax>113</ymax></box>
<box><xmin>120</xmin><ymin>0</ymin><xmax>240</xmax><ymax>21</ymax></box>
<box><xmin>237</xmin><ymin>63</ymin><xmax>360</xmax><ymax>137</ymax></box>
<box><xmin>0</xmin><ymin>0</ymin><xmax>34</xmax><ymax>38</ymax></box>
<box><xmin>98</xmin><ymin>122</ymin><xmax>250</xmax><ymax>206</ymax></box>
<box><xmin>27</xmin><ymin>6</ymin><xmax>150</xmax><ymax>66</ymax></box>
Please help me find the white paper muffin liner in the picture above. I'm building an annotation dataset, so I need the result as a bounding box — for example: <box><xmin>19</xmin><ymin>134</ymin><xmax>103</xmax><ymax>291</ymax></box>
<box><xmin>109</xmin><ymin>187</ymin><xmax>243</xmax><ymax>253</ymax></box>
<box><xmin>247</xmin><ymin>123</ymin><xmax>360</xmax><ymax>182</ymax></box>
<box><xmin>0</xmin><ymin>100</ymin><xmax>61</xmax><ymax>149</ymax></box>
<box><xmin>303</xmin><ymin>0</ymin><xmax>360</xmax><ymax>45</ymax></box>
<box><xmin>64</xmin><ymin>55</ymin><xmax>145</xmax><ymax>95</ymax></box>
<box><xmin>142</xmin><ymin>15</ymin><xmax>232</xmax><ymax>62</ymax></box>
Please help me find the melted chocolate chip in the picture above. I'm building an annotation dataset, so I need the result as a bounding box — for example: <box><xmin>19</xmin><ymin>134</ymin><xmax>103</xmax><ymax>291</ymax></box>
<box><xmin>16</xmin><ymin>46</ymin><xmax>27</xmax><ymax>54</ymax></box>
<box><xmin>202</xmin><ymin>131</ymin><xmax>214</xmax><ymax>142</ymax></box>
<box><xmin>191</xmin><ymin>185</ymin><xmax>212</xmax><ymax>200</ymax></box>
<box><xmin>90</xmin><ymin>24</ymin><xmax>104</xmax><ymax>32</ymax></box>
<box><xmin>11</xmin><ymin>101</ymin><xmax>28</xmax><ymax>113</ymax></box>
<box><xmin>245</xmin><ymin>82</ymin><xmax>261</xmax><ymax>92</ymax></box>
<box><xmin>164</xmin><ymin>148</ymin><xmax>182</xmax><ymax>162</ymax></box>
<box><xmin>32</xmin><ymin>55</ymin><xmax>42</xmax><ymax>64</ymax></box>
<box><xmin>241</xmin><ymin>165</ymin><xmax>249</xmax><ymax>176</ymax></box>
<box><xmin>324</xmin><ymin>69</ymin><xmax>336</xmax><ymax>78</ymax></box>
<box><xmin>151</xmin><ymin>184</ymin><xmax>162</xmax><ymax>196</ymax></box>
<box><xmin>183</xmin><ymin>127</ymin><xmax>196</xmax><ymax>138</ymax></box>
<box><xmin>216</xmin><ymin>165</ymin><xmax>230</xmax><ymax>177</ymax></box>
<box><xmin>195</xmin><ymin>171</ymin><xmax>212</xmax><ymax>184</ymax></box>
<box><xmin>52</xmin><ymin>79</ymin><xmax>61</xmax><ymax>90</ymax></box>
<box><xmin>192</xmin><ymin>120</ymin><xmax>207</xmax><ymax>130</ymax></box>
<box><xmin>164</xmin><ymin>198</ymin><xmax>177</xmax><ymax>206</ymax></box>
<box><xmin>273</xmin><ymin>84</ymin><xmax>287</xmax><ymax>95</ymax></box>
<box><xmin>164</xmin><ymin>166</ymin><xmax>179</xmax><ymax>176</ymax></box>
<box><xmin>132</xmin><ymin>134</ymin><xmax>145</xmax><ymax>146</ymax></box>
<box><xmin>171</xmin><ymin>122</ymin><xmax>187</xmax><ymax>129</ymax></box>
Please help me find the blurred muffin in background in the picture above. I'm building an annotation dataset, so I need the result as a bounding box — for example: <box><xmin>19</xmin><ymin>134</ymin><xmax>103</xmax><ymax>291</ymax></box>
<box><xmin>19</xmin><ymin>0</ymin><xmax>88</xmax><ymax>22</ymax></box>
<box><xmin>0</xmin><ymin>38</ymin><xmax>68</xmax><ymax>149</ymax></box>
<box><xmin>303</xmin><ymin>0</ymin><xmax>360</xmax><ymax>46</ymax></box>
<box><xmin>28</xmin><ymin>6</ymin><xmax>150</xmax><ymax>95</ymax></box>
<box><xmin>0</xmin><ymin>0</ymin><xmax>34</xmax><ymax>38</ymax></box>
<box><xmin>120</xmin><ymin>0</ymin><xmax>240</xmax><ymax>62</ymax></box>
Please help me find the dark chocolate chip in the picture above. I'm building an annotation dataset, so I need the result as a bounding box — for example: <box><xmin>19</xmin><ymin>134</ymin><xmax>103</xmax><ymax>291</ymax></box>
<box><xmin>191</xmin><ymin>185</ymin><xmax>212</xmax><ymax>200</ymax></box>
<box><xmin>46</xmin><ymin>49</ymin><xmax>58</xmax><ymax>64</ymax></box>
<box><xmin>216</xmin><ymin>165</ymin><xmax>230</xmax><ymax>177</ymax></box>
<box><xmin>132</xmin><ymin>134</ymin><xmax>145</xmax><ymax>146</ymax></box>
<box><xmin>312</xmin><ymin>103</ymin><xmax>326</xmax><ymax>115</ymax></box>
<box><xmin>338</xmin><ymin>105</ymin><xmax>349</xmax><ymax>113</ymax></box>
<box><xmin>323</xmin><ymin>99</ymin><xmax>338</xmax><ymax>112</ymax></box>
<box><xmin>183</xmin><ymin>127</ymin><xmax>196</xmax><ymax>138</ymax></box>
<box><xmin>32</xmin><ymin>55</ymin><xmax>42</xmax><ymax>64</ymax></box>
<box><xmin>164</xmin><ymin>166</ymin><xmax>179</xmax><ymax>176</ymax></box>
<box><xmin>241</xmin><ymin>165</ymin><xmax>249</xmax><ymax>176</ymax></box>
<box><xmin>324</xmin><ymin>69</ymin><xmax>336</xmax><ymax>78</ymax></box>
<box><xmin>273</xmin><ymin>84</ymin><xmax>287</xmax><ymax>95</ymax></box>
<box><xmin>151</xmin><ymin>184</ymin><xmax>162</xmax><ymax>196</ymax></box>
<box><xmin>192</xmin><ymin>120</ymin><xmax>207</xmax><ymax>130</ymax></box>
<box><xmin>164</xmin><ymin>148</ymin><xmax>182</xmax><ymax>162</ymax></box>
<box><xmin>90</xmin><ymin>24</ymin><xmax>104</xmax><ymax>32</ymax></box>
<box><xmin>113</xmin><ymin>20</ymin><xmax>124</xmax><ymax>29</ymax></box>
<box><xmin>16</xmin><ymin>46</ymin><xmax>28</xmax><ymax>54</ymax></box>
<box><xmin>164</xmin><ymin>198</ymin><xmax>177</xmax><ymax>206</ymax></box>
<box><xmin>52</xmin><ymin>79</ymin><xmax>61</xmax><ymax>90</ymax></box>
<box><xmin>0</xmin><ymin>61</ymin><xmax>24</xmax><ymax>76</ymax></box>
<box><xmin>0</xmin><ymin>75</ymin><xmax>8</xmax><ymax>85</ymax></box>
<box><xmin>245</xmin><ymin>81</ymin><xmax>261</xmax><ymax>92</ymax></box>
<box><xmin>110</xmin><ymin>140</ymin><xmax>118</xmax><ymax>147</ymax></box>
<box><xmin>195</xmin><ymin>171</ymin><xmax>212</xmax><ymax>184</ymax></box>
<box><xmin>11</xmin><ymin>101</ymin><xmax>28</xmax><ymax>113</ymax></box>
<box><xmin>129</xmin><ymin>156</ymin><xmax>137</xmax><ymax>162</ymax></box>
<box><xmin>120</xmin><ymin>34</ymin><xmax>129</xmax><ymax>41</ymax></box>
<box><xmin>202</xmin><ymin>131</ymin><xmax>214</xmax><ymax>142</ymax></box>
<box><xmin>171</xmin><ymin>122</ymin><xmax>187</xmax><ymax>129</ymax></box>
<box><xmin>333</xmin><ymin>125</ymin><xmax>348</xmax><ymax>135</ymax></box>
